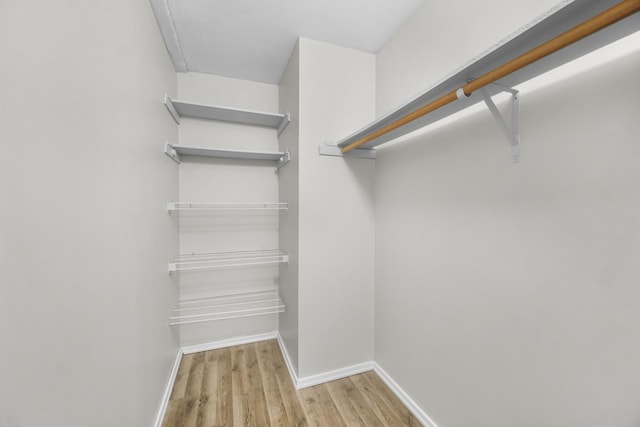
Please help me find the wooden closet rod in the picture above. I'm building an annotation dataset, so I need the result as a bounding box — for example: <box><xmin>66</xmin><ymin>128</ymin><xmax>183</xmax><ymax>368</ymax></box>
<box><xmin>342</xmin><ymin>0</ymin><xmax>640</xmax><ymax>154</ymax></box>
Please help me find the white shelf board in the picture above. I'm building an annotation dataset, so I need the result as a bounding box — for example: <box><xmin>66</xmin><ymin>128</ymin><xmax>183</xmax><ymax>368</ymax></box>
<box><xmin>164</xmin><ymin>95</ymin><xmax>290</xmax><ymax>134</ymax></box>
<box><xmin>167</xmin><ymin>201</ymin><xmax>288</xmax><ymax>212</ymax></box>
<box><xmin>169</xmin><ymin>289</ymin><xmax>285</xmax><ymax>325</ymax></box>
<box><xmin>168</xmin><ymin>249</ymin><xmax>289</xmax><ymax>272</ymax></box>
<box><xmin>164</xmin><ymin>142</ymin><xmax>291</xmax><ymax>167</ymax></box>
<box><xmin>335</xmin><ymin>0</ymin><xmax>639</xmax><ymax>150</ymax></box>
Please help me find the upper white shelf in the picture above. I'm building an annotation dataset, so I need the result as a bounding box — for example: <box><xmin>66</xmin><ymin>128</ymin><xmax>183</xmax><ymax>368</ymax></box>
<box><xmin>164</xmin><ymin>95</ymin><xmax>290</xmax><ymax>135</ymax></box>
<box><xmin>333</xmin><ymin>0</ymin><xmax>639</xmax><ymax>152</ymax></box>
<box><xmin>164</xmin><ymin>142</ymin><xmax>291</xmax><ymax>168</ymax></box>
<box><xmin>167</xmin><ymin>202</ymin><xmax>288</xmax><ymax>212</ymax></box>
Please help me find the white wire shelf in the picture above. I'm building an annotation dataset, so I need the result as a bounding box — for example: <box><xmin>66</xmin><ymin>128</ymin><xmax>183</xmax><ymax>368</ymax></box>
<box><xmin>169</xmin><ymin>289</ymin><xmax>285</xmax><ymax>325</ymax></box>
<box><xmin>168</xmin><ymin>249</ymin><xmax>288</xmax><ymax>273</ymax></box>
<box><xmin>164</xmin><ymin>95</ymin><xmax>290</xmax><ymax>135</ymax></box>
<box><xmin>167</xmin><ymin>201</ymin><xmax>288</xmax><ymax>212</ymax></box>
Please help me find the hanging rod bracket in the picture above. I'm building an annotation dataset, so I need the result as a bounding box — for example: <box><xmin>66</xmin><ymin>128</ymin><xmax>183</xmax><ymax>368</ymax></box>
<box><xmin>164</xmin><ymin>142</ymin><xmax>181</xmax><ymax>164</ymax></box>
<box><xmin>318</xmin><ymin>142</ymin><xmax>376</xmax><ymax>159</ymax></box>
<box><xmin>478</xmin><ymin>85</ymin><xmax>520</xmax><ymax>163</ymax></box>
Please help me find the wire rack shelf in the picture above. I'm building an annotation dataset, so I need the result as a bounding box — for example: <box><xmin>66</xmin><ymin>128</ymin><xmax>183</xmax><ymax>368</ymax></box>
<box><xmin>168</xmin><ymin>249</ymin><xmax>288</xmax><ymax>272</ymax></box>
<box><xmin>169</xmin><ymin>289</ymin><xmax>285</xmax><ymax>325</ymax></box>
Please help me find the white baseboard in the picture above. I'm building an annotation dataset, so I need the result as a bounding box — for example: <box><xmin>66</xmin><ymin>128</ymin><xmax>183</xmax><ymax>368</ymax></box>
<box><xmin>153</xmin><ymin>349</ymin><xmax>182</xmax><ymax>427</ymax></box>
<box><xmin>275</xmin><ymin>333</ymin><xmax>374</xmax><ymax>390</ymax></box>
<box><xmin>181</xmin><ymin>331</ymin><xmax>278</xmax><ymax>354</ymax></box>
<box><xmin>276</xmin><ymin>333</ymin><xmax>299</xmax><ymax>387</ymax></box>
<box><xmin>373</xmin><ymin>362</ymin><xmax>440</xmax><ymax>427</ymax></box>
<box><xmin>296</xmin><ymin>361</ymin><xmax>374</xmax><ymax>389</ymax></box>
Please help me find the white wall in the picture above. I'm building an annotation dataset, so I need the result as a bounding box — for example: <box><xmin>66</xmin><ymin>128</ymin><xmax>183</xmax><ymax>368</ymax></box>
<box><xmin>374</xmin><ymin>2</ymin><xmax>640</xmax><ymax>426</ymax></box>
<box><xmin>176</xmin><ymin>73</ymin><xmax>281</xmax><ymax>345</ymax></box>
<box><xmin>297</xmin><ymin>39</ymin><xmax>376</xmax><ymax>377</ymax></box>
<box><xmin>278</xmin><ymin>42</ymin><xmax>301</xmax><ymax>373</ymax></box>
<box><xmin>0</xmin><ymin>1</ymin><xmax>179</xmax><ymax>426</ymax></box>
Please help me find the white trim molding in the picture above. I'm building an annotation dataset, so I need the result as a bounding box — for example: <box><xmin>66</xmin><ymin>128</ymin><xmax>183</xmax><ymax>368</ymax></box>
<box><xmin>278</xmin><ymin>333</ymin><xmax>373</xmax><ymax>390</ymax></box>
<box><xmin>296</xmin><ymin>361</ymin><xmax>374</xmax><ymax>389</ymax></box>
<box><xmin>181</xmin><ymin>331</ymin><xmax>278</xmax><ymax>355</ymax></box>
<box><xmin>148</xmin><ymin>0</ymin><xmax>188</xmax><ymax>72</ymax></box>
<box><xmin>276</xmin><ymin>333</ymin><xmax>299</xmax><ymax>387</ymax></box>
<box><xmin>153</xmin><ymin>349</ymin><xmax>182</xmax><ymax>427</ymax></box>
<box><xmin>276</xmin><ymin>333</ymin><xmax>374</xmax><ymax>389</ymax></box>
<box><xmin>373</xmin><ymin>362</ymin><xmax>440</xmax><ymax>427</ymax></box>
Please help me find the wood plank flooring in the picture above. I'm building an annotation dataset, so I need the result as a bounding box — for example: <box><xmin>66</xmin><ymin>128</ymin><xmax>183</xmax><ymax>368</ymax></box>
<box><xmin>162</xmin><ymin>339</ymin><xmax>421</xmax><ymax>426</ymax></box>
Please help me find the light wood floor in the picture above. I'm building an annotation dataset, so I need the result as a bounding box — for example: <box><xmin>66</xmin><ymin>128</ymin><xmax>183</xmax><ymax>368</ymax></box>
<box><xmin>162</xmin><ymin>339</ymin><xmax>421</xmax><ymax>426</ymax></box>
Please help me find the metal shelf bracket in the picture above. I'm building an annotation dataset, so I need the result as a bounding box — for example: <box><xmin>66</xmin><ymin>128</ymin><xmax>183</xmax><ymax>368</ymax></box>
<box><xmin>318</xmin><ymin>142</ymin><xmax>376</xmax><ymax>160</ymax></box>
<box><xmin>164</xmin><ymin>94</ymin><xmax>181</xmax><ymax>124</ymax></box>
<box><xmin>277</xmin><ymin>150</ymin><xmax>291</xmax><ymax>169</ymax></box>
<box><xmin>277</xmin><ymin>112</ymin><xmax>291</xmax><ymax>136</ymax></box>
<box><xmin>478</xmin><ymin>84</ymin><xmax>520</xmax><ymax>163</ymax></box>
<box><xmin>164</xmin><ymin>142</ymin><xmax>181</xmax><ymax>164</ymax></box>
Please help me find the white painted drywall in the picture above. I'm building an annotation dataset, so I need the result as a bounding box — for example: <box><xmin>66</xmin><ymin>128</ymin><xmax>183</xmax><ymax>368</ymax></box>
<box><xmin>296</xmin><ymin>38</ymin><xmax>376</xmax><ymax>378</ymax></box>
<box><xmin>278</xmin><ymin>42</ymin><xmax>301</xmax><ymax>374</ymax></box>
<box><xmin>176</xmin><ymin>73</ymin><xmax>281</xmax><ymax>345</ymax></box>
<box><xmin>0</xmin><ymin>1</ymin><xmax>179</xmax><ymax>426</ymax></box>
<box><xmin>374</xmin><ymin>2</ymin><xmax>640</xmax><ymax>426</ymax></box>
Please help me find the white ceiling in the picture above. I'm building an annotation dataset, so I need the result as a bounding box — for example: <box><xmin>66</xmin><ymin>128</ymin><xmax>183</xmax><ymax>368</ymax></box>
<box><xmin>151</xmin><ymin>0</ymin><xmax>424</xmax><ymax>84</ymax></box>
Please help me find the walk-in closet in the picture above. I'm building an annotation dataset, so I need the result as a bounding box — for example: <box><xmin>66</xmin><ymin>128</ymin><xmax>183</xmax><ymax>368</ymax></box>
<box><xmin>2</xmin><ymin>0</ymin><xmax>639</xmax><ymax>426</ymax></box>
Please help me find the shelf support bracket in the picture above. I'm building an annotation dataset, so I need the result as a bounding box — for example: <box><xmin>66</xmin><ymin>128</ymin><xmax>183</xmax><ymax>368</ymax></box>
<box><xmin>277</xmin><ymin>112</ymin><xmax>291</xmax><ymax>136</ymax></box>
<box><xmin>277</xmin><ymin>150</ymin><xmax>291</xmax><ymax>169</ymax></box>
<box><xmin>478</xmin><ymin>85</ymin><xmax>520</xmax><ymax>163</ymax></box>
<box><xmin>164</xmin><ymin>142</ymin><xmax>181</xmax><ymax>164</ymax></box>
<box><xmin>318</xmin><ymin>142</ymin><xmax>376</xmax><ymax>159</ymax></box>
<box><xmin>164</xmin><ymin>94</ymin><xmax>181</xmax><ymax>124</ymax></box>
